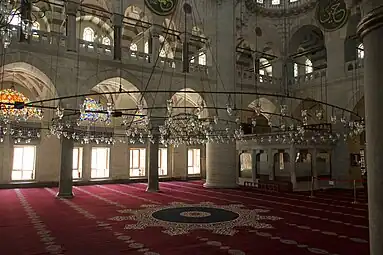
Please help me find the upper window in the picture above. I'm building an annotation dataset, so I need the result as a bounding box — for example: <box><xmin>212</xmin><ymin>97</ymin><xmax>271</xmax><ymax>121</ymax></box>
<box><xmin>32</xmin><ymin>22</ymin><xmax>40</xmax><ymax>31</ymax></box>
<box><xmin>198</xmin><ymin>52</ymin><xmax>207</xmax><ymax>65</ymax></box>
<box><xmin>130</xmin><ymin>43</ymin><xmax>138</xmax><ymax>51</ymax></box>
<box><xmin>305</xmin><ymin>58</ymin><xmax>313</xmax><ymax>74</ymax></box>
<box><xmin>144</xmin><ymin>41</ymin><xmax>149</xmax><ymax>54</ymax></box>
<box><xmin>102</xmin><ymin>37</ymin><xmax>111</xmax><ymax>45</ymax></box>
<box><xmin>9</xmin><ymin>10</ymin><xmax>21</xmax><ymax>26</ymax></box>
<box><xmin>79</xmin><ymin>97</ymin><xmax>109</xmax><ymax>123</ymax></box>
<box><xmin>259</xmin><ymin>58</ymin><xmax>272</xmax><ymax>76</ymax></box>
<box><xmin>272</xmin><ymin>0</ymin><xmax>280</xmax><ymax>4</ymax></box>
<box><xmin>256</xmin><ymin>0</ymin><xmax>264</xmax><ymax>3</ymax></box>
<box><xmin>12</xmin><ymin>146</ymin><xmax>36</xmax><ymax>181</ymax></box>
<box><xmin>357</xmin><ymin>43</ymin><xmax>364</xmax><ymax>60</ymax></box>
<box><xmin>290</xmin><ymin>0</ymin><xmax>298</xmax><ymax>2</ymax></box>
<box><xmin>293</xmin><ymin>63</ymin><xmax>298</xmax><ymax>77</ymax></box>
<box><xmin>83</xmin><ymin>27</ymin><xmax>95</xmax><ymax>42</ymax></box>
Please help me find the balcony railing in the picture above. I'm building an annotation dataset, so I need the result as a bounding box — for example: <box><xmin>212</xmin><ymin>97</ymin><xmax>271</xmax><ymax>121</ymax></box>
<box><xmin>291</xmin><ymin>69</ymin><xmax>327</xmax><ymax>86</ymax></box>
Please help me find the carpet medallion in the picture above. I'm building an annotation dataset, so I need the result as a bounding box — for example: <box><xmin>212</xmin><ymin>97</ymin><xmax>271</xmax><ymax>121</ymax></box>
<box><xmin>109</xmin><ymin>202</ymin><xmax>282</xmax><ymax>236</ymax></box>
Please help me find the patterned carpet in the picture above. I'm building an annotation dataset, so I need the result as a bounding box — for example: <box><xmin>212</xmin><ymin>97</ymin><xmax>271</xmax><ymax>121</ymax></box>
<box><xmin>0</xmin><ymin>181</ymin><xmax>369</xmax><ymax>255</ymax></box>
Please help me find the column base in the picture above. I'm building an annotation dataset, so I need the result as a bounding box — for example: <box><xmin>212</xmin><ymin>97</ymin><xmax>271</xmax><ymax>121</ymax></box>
<box><xmin>146</xmin><ymin>187</ymin><xmax>160</xmax><ymax>193</ymax></box>
<box><xmin>203</xmin><ymin>182</ymin><xmax>238</xmax><ymax>189</ymax></box>
<box><xmin>56</xmin><ymin>192</ymin><xmax>74</xmax><ymax>199</ymax></box>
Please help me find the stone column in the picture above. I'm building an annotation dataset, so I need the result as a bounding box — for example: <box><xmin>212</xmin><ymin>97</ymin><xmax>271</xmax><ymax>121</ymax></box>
<box><xmin>181</xmin><ymin>32</ymin><xmax>190</xmax><ymax>72</ymax></box>
<box><xmin>357</xmin><ymin>3</ymin><xmax>383</xmax><ymax>255</ymax></box>
<box><xmin>204</xmin><ymin>137</ymin><xmax>237</xmax><ymax>188</ymax></box>
<box><xmin>57</xmin><ymin>136</ymin><xmax>74</xmax><ymax>198</ymax></box>
<box><xmin>150</xmin><ymin>24</ymin><xmax>161</xmax><ymax>65</ymax></box>
<box><xmin>113</xmin><ymin>14</ymin><xmax>123</xmax><ymax>60</ymax></box>
<box><xmin>289</xmin><ymin>145</ymin><xmax>297</xmax><ymax>189</ymax></box>
<box><xmin>1</xmin><ymin>124</ymin><xmax>12</xmax><ymax>183</ymax></box>
<box><xmin>82</xmin><ymin>144</ymin><xmax>91</xmax><ymax>181</ymax></box>
<box><xmin>20</xmin><ymin>0</ymin><xmax>31</xmax><ymax>42</ymax></box>
<box><xmin>268</xmin><ymin>148</ymin><xmax>274</xmax><ymax>181</ymax></box>
<box><xmin>65</xmin><ymin>1</ymin><xmax>79</xmax><ymax>52</ymax></box>
<box><xmin>146</xmin><ymin>123</ymin><xmax>160</xmax><ymax>192</ymax></box>
<box><xmin>181</xmin><ymin>2</ymin><xmax>192</xmax><ymax>72</ymax></box>
<box><xmin>203</xmin><ymin>0</ymin><xmax>237</xmax><ymax>189</ymax></box>
<box><xmin>311</xmin><ymin>148</ymin><xmax>318</xmax><ymax>188</ymax></box>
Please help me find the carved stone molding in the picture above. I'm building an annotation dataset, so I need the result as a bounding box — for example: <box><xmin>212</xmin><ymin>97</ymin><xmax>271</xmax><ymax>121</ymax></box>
<box><xmin>357</xmin><ymin>5</ymin><xmax>383</xmax><ymax>38</ymax></box>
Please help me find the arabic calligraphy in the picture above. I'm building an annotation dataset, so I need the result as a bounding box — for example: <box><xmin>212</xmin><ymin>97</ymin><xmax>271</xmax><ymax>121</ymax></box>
<box><xmin>145</xmin><ymin>0</ymin><xmax>177</xmax><ymax>16</ymax></box>
<box><xmin>316</xmin><ymin>0</ymin><xmax>349</xmax><ymax>31</ymax></box>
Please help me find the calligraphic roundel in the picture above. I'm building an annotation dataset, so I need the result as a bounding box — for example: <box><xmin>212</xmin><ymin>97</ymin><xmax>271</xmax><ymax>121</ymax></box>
<box><xmin>316</xmin><ymin>0</ymin><xmax>349</xmax><ymax>31</ymax></box>
<box><xmin>145</xmin><ymin>0</ymin><xmax>179</xmax><ymax>16</ymax></box>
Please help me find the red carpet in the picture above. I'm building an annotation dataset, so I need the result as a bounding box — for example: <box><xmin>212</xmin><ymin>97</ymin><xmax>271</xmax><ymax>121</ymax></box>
<box><xmin>0</xmin><ymin>181</ymin><xmax>369</xmax><ymax>255</ymax></box>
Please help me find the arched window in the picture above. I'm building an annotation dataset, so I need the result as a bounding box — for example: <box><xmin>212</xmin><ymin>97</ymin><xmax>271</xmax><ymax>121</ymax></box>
<box><xmin>102</xmin><ymin>37</ymin><xmax>110</xmax><ymax>45</ymax></box>
<box><xmin>357</xmin><ymin>43</ymin><xmax>364</xmax><ymax>60</ymax></box>
<box><xmin>305</xmin><ymin>58</ymin><xmax>313</xmax><ymax>74</ymax></box>
<box><xmin>144</xmin><ymin>41</ymin><xmax>149</xmax><ymax>54</ymax></box>
<box><xmin>198</xmin><ymin>52</ymin><xmax>206</xmax><ymax>65</ymax></box>
<box><xmin>9</xmin><ymin>10</ymin><xmax>21</xmax><ymax>26</ymax></box>
<box><xmin>272</xmin><ymin>0</ymin><xmax>280</xmax><ymax>4</ymax></box>
<box><xmin>130</xmin><ymin>43</ymin><xmax>138</xmax><ymax>51</ymax></box>
<box><xmin>159</xmin><ymin>48</ymin><xmax>167</xmax><ymax>58</ymax></box>
<box><xmin>293</xmin><ymin>63</ymin><xmax>298</xmax><ymax>77</ymax></box>
<box><xmin>259</xmin><ymin>58</ymin><xmax>272</xmax><ymax>76</ymax></box>
<box><xmin>32</xmin><ymin>22</ymin><xmax>40</xmax><ymax>37</ymax></box>
<box><xmin>32</xmin><ymin>22</ymin><xmax>40</xmax><ymax>31</ymax></box>
<box><xmin>83</xmin><ymin>27</ymin><xmax>94</xmax><ymax>42</ymax></box>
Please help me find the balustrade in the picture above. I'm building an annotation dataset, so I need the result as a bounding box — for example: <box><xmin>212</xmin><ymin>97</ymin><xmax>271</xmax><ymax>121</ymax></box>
<box><xmin>7</xmin><ymin>27</ymin><xmax>366</xmax><ymax>87</ymax></box>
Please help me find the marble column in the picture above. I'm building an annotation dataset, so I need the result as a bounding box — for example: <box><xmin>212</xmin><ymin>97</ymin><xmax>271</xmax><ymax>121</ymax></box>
<box><xmin>146</xmin><ymin>125</ymin><xmax>160</xmax><ymax>192</ymax></box>
<box><xmin>357</xmin><ymin>3</ymin><xmax>383</xmax><ymax>254</ymax></box>
<box><xmin>57</xmin><ymin>137</ymin><xmax>74</xmax><ymax>198</ymax></box>
<box><xmin>65</xmin><ymin>1</ymin><xmax>79</xmax><ymax>52</ymax></box>
<box><xmin>203</xmin><ymin>0</ymin><xmax>237</xmax><ymax>189</ymax></box>
<box><xmin>113</xmin><ymin>14</ymin><xmax>123</xmax><ymax>60</ymax></box>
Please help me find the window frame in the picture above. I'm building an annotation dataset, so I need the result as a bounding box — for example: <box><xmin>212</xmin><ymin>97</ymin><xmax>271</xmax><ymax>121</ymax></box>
<box><xmin>158</xmin><ymin>148</ymin><xmax>168</xmax><ymax>176</ymax></box>
<box><xmin>90</xmin><ymin>147</ymin><xmax>110</xmax><ymax>179</ymax></box>
<box><xmin>129</xmin><ymin>148</ymin><xmax>146</xmax><ymax>177</ymax></box>
<box><xmin>187</xmin><ymin>148</ymin><xmax>201</xmax><ymax>175</ymax></box>
<box><xmin>11</xmin><ymin>145</ymin><xmax>37</xmax><ymax>181</ymax></box>
<box><xmin>72</xmin><ymin>147</ymin><xmax>83</xmax><ymax>179</ymax></box>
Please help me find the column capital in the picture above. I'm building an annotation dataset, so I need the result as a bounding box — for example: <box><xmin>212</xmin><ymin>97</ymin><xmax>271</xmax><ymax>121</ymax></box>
<box><xmin>65</xmin><ymin>1</ymin><xmax>80</xmax><ymax>16</ymax></box>
<box><xmin>357</xmin><ymin>4</ymin><xmax>383</xmax><ymax>39</ymax></box>
<box><xmin>150</xmin><ymin>25</ymin><xmax>162</xmax><ymax>38</ymax></box>
<box><xmin>179</xmin><ymin>32</ymin><xmax>191</xmax><ymax>43</ymax></box>
<box><xmin>113</xmin><ymin>13</ymin><xmax>123</xmax><ymax>27</ymax></box>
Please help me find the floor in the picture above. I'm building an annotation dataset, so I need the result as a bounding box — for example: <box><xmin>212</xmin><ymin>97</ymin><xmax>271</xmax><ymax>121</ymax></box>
<box><xmin>0</xmin><ymin>181</ymin><xmax>369</xmax><ymax>255</ymax></box>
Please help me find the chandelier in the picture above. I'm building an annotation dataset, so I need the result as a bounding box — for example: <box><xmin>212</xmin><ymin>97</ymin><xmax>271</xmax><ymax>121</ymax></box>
<box><xmin>0</xmin><ymin>88</ymin><xmax>42</xmax><ymax>122</ymax></box>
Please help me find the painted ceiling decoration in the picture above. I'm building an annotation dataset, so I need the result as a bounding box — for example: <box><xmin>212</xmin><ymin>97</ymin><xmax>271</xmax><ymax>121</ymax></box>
<box><xmin>315</xmin><ymin>0</ymin><xmax>349</xmax><ymax>31</ymax></box>
<box><xmin>144</xmin><ymin>0</ymin><xmax>179</xmax><ymax>16</ymax></box>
